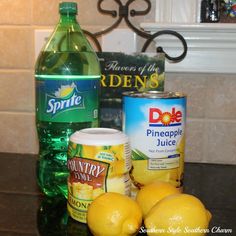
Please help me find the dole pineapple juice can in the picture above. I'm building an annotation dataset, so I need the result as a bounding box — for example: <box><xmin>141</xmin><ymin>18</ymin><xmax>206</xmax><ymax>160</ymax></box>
<box><xmin>123</xmin><ymin>91</ymin><xmax>186</xmax><ymax>197</ymax></box>
<box><xmin>67</xmin><ymin>128</ymin><xmax>131</xmax><ymax>223</ymax></box>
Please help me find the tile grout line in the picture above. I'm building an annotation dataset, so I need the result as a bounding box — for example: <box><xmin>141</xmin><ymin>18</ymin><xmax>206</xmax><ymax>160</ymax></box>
<box><xmin>0</xmin><ymin>111</ymin><xmax>35</xmax><ymax>115</ymax></box>
<box><xmin>0</xmin><ymin>69</ymin><xmax>33</xmax><ymax>73</ymax></box>
<box><xmin>187</xmin><ymin>117</ymin><xmax>236</xmax><ymax>123</ymax></box>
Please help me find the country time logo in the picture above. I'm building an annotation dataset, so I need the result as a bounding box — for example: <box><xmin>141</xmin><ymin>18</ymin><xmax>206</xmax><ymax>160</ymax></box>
<box><xmin>46</xmin><ymin>83</ymin><xmax>84</xmax><ymax>116</ymax></box>
<box><xmin>149</xmin><ymin>107</ymin><xmax>183</xmax><ymax>127</ymax></box>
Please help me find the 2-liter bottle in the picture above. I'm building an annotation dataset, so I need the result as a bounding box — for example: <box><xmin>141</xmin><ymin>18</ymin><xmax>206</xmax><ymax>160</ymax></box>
<box><xmin>35</xmin><ymin>2</ymin><xmax>101</xmax><ymax>198</ymax></box>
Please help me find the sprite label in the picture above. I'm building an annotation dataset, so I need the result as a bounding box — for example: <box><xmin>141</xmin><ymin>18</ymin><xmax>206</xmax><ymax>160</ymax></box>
<box><xmin>36</xmin><ymin>75</ymin><xmax>100</xmax><ymax>122</ymax></box>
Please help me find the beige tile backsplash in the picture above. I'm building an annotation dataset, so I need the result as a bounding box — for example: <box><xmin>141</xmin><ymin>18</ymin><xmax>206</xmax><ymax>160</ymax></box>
<box><xmin>32</xmin><ymin>0</ymin><xmax>61</xmax><ymax>25</ymax></box>
<box><xmin>0</xmin><ymin>0</ymin><xmax>235</xmax><ymax>165</ymax></box>
<box><xmin>165</xmin><ymin>73</ymin><xmax>207</xmax><ymax>119</ymax></box>
<box><xmin>0</xmin><ymin>112</ymin><xmax>38</xmax><ymax>154</ymax></box>
<box><xmin>0</xmin><ymin>0</ymin><xmax>31</xmax><ymax>25</ymax></box>
<box><xmin>0</xmin><ymin>28</ymin><xmax>33</xmax><ymax>69</ymax></box>
<box><xmin>0</xmin><ymin>71</ymin><xmax>34</xmax><ymax>111</ymax></box>
<box><xmin>205</xmin><ymin>75</ymin><xmax>236</xmax><ymax>120</ymax></box>
<box><xmin>185</xmin><ymin>119</ymin><xmax>205</xmax><ymax>163</ymax></box>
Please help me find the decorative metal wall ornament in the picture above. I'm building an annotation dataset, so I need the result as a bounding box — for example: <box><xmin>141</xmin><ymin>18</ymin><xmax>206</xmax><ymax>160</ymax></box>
<box><xmin>83</xmin><ymin>0</ymin><xmax>187</xmax><ymax>62</ymax></box>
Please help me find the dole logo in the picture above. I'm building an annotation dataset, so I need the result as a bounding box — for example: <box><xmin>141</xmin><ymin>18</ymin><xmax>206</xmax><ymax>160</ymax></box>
<box><xmin>149</xmin><ymin>107</ymin><xmax>182</xmax><ymax>126</ymax></box>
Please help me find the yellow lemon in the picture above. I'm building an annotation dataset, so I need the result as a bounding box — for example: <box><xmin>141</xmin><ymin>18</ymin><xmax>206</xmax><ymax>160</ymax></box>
<box><xmin>136</xmin><ymin>181</ymin><xmax>180</xmax><ymax>217</ymax></box>
<box><xmin>144</xmin><ymin>194</ymin><xmax>212</xmax><ymax>236</ymax></box>
<box><xmin>87</xmin><ymin>192</ymin><xmax>142</xmax><ymax>236</ymax></box>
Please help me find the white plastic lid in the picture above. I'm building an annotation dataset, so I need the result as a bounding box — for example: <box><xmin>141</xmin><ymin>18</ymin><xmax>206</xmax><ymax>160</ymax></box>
<box><xmin>70</xmin><ymin>128</ymin><xmax>129</xmax><ymax>146</ymax></box>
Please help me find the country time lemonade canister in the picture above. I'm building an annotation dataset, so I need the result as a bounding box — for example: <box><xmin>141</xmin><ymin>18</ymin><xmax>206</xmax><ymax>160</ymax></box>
<box><xmin>67</xmin><ymin>128</ymin><xmax>131</xmax><ymax>223</ymax></box>
<box><xmin>123</xmin><ymin>91</ymin><xmax>186</xmax><ymax>197</ymax></box>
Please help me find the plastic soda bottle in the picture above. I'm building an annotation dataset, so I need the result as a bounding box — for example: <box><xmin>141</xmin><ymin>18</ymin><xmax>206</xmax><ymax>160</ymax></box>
<box><xmin>35</xmin><ymin>2</ymin><xmax>101</xmax><ymax>198</ymax></box>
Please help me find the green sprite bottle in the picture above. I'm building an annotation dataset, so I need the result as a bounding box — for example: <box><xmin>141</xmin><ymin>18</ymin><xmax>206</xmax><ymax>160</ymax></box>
<box><xmin>35</xmin><ymin>2</ymin><xmax>100</xmax><ymax>198</ymax></box>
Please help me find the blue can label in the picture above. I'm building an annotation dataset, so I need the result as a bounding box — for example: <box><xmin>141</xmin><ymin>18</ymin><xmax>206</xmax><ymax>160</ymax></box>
<box><xmin>123</xmin><ymin>93</ymin><xmax>186</xmax><ymax>192</ymax></box>
<box><xmin>36</xmin><ymin>75</ymin><xmax>100</xmax><ymax>123</ymax></box>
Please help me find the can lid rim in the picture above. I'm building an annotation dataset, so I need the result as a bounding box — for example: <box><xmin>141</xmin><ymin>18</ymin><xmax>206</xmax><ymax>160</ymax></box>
<box><xmin>70</xmin><ymin>128</ymin><xmax>129</xmax><ymax>145</ymax></box>
<box><xmin>123</xmin><ymin>91</ymin><xmax>186</xmax><ymax>99</ymax></box>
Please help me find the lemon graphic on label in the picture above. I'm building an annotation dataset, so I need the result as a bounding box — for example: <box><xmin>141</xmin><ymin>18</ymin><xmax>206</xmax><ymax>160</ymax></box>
<box><xmin>55</xmin><ymin>83</ymin><xmax>76</xmax><ymax>99</ymax></box>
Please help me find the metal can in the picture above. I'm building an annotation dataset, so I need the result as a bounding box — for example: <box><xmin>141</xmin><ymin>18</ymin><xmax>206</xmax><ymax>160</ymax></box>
<box><xmin>67</xmin><ymin>128</ymin><xmax>131</xmax><ymax>223</ymax></box>
<box><xmin>123</xmin><ymin>91</ymin><xmax>186</xmax><ymax>197</ymax></box>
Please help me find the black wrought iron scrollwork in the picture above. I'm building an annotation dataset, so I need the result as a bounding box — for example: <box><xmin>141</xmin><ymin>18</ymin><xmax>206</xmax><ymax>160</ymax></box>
<box><xmin>83</xmin><ymin>30</ymin><xmax>102</xmax><ymax>52</ymax></box>
<box><xmin>83</xmin><ymin>0</ymin><xmax>188</xmax><ymax>62</ymax></box>
<box><xmin>142</xmin><ymin>30</ymin><xmax>188</xmax><ymax>62</ymax></box>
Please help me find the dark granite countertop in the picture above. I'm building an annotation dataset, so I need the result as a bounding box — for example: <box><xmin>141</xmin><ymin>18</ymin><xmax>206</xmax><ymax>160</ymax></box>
<box><xmin>0</xmin><ymin>153</ymin><xmax>235</xmax><ymax>236</ymax></box>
